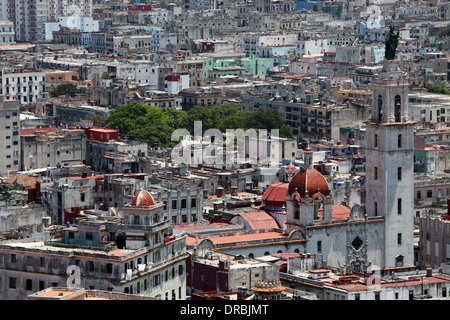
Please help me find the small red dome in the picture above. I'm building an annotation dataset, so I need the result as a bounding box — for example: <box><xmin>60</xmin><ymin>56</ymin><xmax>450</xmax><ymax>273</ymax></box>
<box><xmin>304</xmin><ymin>146</ymin><xmax>313</xmax><ymax>152</ymax></box>
<box><xmin>288</xmin><ymin>168</ymin><xmax>329</xmax><ymax>198</ymax></box>
<box><xmin>285</xmin><ymin>163</ymin><xmax>297</xmax><ymax>172</ymax></box>
<box><xmin>131</xmin><ymin>190</ymin><xmax>155</xmax><ymax>207</ymax></box>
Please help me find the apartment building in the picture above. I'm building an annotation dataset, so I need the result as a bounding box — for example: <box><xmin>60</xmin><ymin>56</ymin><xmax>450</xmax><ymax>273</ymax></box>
<box><xmin>0</xmin><ymin>190</ymin><xmax>188</xmax><ymax>300</ymax></box>
<box><xmin>419</xmin><ymin>212</ymin><xmax>450</xmax><ymax>269</ymax></box>
<box><xmin>47</xmin><ymin>0</ymin><xmax>93</xmax><ymax>22</ymax></box>
<box><xmin>156</xmin><ymin>59</ymin><xmax>204</xmax><ymax>88</ymax></box>
<box><xmin>7</xmin><ymin>0</ymin><xmax>47</xmax><ymax>42</ymax></box>
<box><xmin>0</xmin><ymin>96</ymin><xmax>21</xmax><ymax>176</ymax></box>
<box><xmin>20</xmin><ymin>127</ymin><xmax>87</xmax><ymax>171</ymax></box>
<box><xmin>0</xmin><ymin>21</ymin><xmax>14</xmax><ymax>43</ymax></box>
<box><xmin>0</xmin><ymin>67</ymin><xmax>47</xmax><ymax>104</ymax></box>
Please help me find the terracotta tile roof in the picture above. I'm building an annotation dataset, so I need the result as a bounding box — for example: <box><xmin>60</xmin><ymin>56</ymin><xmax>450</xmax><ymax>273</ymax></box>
<box><xmin>238</xmin><ymin>210</ymin><xmax>279</xmax><ymax>230</ymax></box>
<box><xmin>21</xmin><ymin>127</ymin><xmax>57</xmax><ymax>136</ymax></box>
<box><xmin>262</xmin><ymin>182</ymin><xmax>288</xmax><ymax>205</ymax></box>
<box><xmin>318</xmin><ymin>205</ymin><xmax>351</xmax><ymax>221</ymax></box>
<box><xmin>200</xmin><ymin>231</ymin><xmax>286</xmax><ymax>245</ymax></box>
<box><xmin>4</xmin><ymin>174</ymin><xmax>43</xmax><ymax>187</ymax></box>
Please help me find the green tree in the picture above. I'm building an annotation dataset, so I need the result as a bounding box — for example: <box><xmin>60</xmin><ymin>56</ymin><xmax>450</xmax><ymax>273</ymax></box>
<box><xmin>50</xmin><ymin>83</ymin><xmax>86</xmax><ymax>97</ymax></box>
<box><xmin>128</xmin><ymin>124</ymin><xmax>175</xmax><ymax>148</ymax></box>
<box><xmin>437</xmin><ymin>27</ymin><xmax>450</xmax><ymax>38</ymax></box>
<box><xmin>105</xmin><ymin>102</ymin><xmax>292</xmax><ymax>147</ymax></box>
<box><xmin>426</xmin><ymin>82</ymin><xmax>450</xmax><ymax>95</ymax></box>
<box><xmin>84</xmin><ymin>113</ymin><xmax>105</xmax><ymax>127</ymax></box>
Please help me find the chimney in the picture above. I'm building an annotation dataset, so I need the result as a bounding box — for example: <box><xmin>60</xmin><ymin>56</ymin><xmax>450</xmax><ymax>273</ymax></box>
<box><xmin>426</xmin><ymin>268</ymin><xmax>432</xmax><ymax>277</ymax></box>
<box><xmin>217</xmin><ymin>187</ymin><xmax>224</xmax><ymax>197</ymax></box>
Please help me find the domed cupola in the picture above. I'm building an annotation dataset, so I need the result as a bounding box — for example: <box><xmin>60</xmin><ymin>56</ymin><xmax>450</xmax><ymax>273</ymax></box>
<box><xmin>130</xmin><ymin>190</ymin><xmax>155</xmax><ymax>207</ymax></box>
<box><xmin>287</xmin><ymin>168</ymin><xmax>329</xmax><ymax>199</ymax></box>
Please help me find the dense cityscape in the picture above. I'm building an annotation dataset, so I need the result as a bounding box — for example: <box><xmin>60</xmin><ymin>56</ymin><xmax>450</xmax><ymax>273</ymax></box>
<box><xmin>0</xmin><ymin>0</ymin><xmax>448</xmax><ymax>305</ymax></box>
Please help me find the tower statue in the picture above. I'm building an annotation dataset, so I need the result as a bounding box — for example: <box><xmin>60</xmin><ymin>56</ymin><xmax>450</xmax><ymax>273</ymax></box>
<box><xmin>385</xmin><ymin>27</ymin><xmax>399</xmax><ymax>60</ymax></box>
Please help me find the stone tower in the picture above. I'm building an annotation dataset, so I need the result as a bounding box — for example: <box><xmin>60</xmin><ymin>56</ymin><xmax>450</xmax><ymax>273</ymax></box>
<box><xmin>365</xmin><ymin>59</ymin><xmax>415</xmax><ymax>269</ymax></box>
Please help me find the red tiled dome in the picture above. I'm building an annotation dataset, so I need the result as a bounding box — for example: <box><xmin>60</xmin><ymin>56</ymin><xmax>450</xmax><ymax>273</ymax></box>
<box><xmin>288</xmin><ymin>168</ymin><xmax>329</xmax><ymax>198</ymax></box>
<box><xmin>131</xmin><ymin>190</ymin><xmax>155</xmax><ymax>207</ymax></box>
<box><xmin>285</xmin><ymin>163</ymin><xmax>297</xmax><ymax>172</ymax></box>
<box><xmin>304</xmin><ymin>146</ymin><xmax>313</xmax><ymax>151</ymax></box>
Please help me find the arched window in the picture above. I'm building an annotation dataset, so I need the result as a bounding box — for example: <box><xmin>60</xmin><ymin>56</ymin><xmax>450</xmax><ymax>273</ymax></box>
<box><xmin>377</xmin><ymin>95</ymin><xmax>383</xmax><ymax>121</ymax></box>
<box><xmin>394</xmin><ymin>95</ymin><xmax>401</xmax><ymax>122</ymax></box>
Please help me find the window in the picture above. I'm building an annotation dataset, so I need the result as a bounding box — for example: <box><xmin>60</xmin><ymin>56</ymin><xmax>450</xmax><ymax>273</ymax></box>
<box><xmin>178</xmin><ymin>264</ymin><xmax>184</xmax><ymax>275</ymax></box>
<box><xmin>374</xmin><ymin>167</ymin><xmax>378</xmax><ymax>180</ymax></box>
<box><xmin>398</xmin><ymin>198</ymin><xmax>402</xmax><ymax>215</ymax></box>
<box><xmin>26</xmin><ymin>279</ymin><xmax>32</xmax><ymax>291</ymax></box>
<box><xmin>80</xmin><ymin>193</ymin><xmax>85</xmax><ymax>202</ymax></box>
<box><xmin>398</xmin><ymin>233</ymin><xmax>402</xmax><ymax>245</ymax></box>
<box><xmin>89</xmin><ymin>261</ymin><xmax>95</xmax><ymax>272</ymax></box>
<box><xmin>317</xmin><ymin>241</ymin><xmax>322</xmax><ymax>252</ymax></box>
<box><xmin>9</xmin><ymin>277</ymin><xmax>16</xmax><ymax>289</ymax></box>
<box><xmin>171</xmin><ymin>200</ymin><xmax>177</xmax><ymax>209</ymax></box>
<box><xmin>106</xmin><ymin>263</ymin><xmax>113</xmax><ymax>274</ymax></box>
<box><xmin>191</xmin><ymin>198</ymin><xmax>197</xmax><ymax>208</ymax></box>
<box><xmin>398</xmin><ymin>134</ymin><xmax>402</xmax><ymax>148</ymax></box>
<box><xmin>427</xmin><ymin>190</ymin><xmax>432</xmax><ymax>198</ymax></box>
<box><xmin>181</xmin><ymin>199</ymin><xmax>187</xmax><ymax>209</ymax></box>
<box><xmin>374</xmin><ymin>134</ymin><xmax>378</xmax><ymax>148</ymax></box>
<box><xmin>398</xmin><ymin>167</ymin><xmax>402</xmax><ymax>181</ymax></box>
<box><xmin>395</xmin><ymin>95</ymin><xmax>401</xmax><ymax>122</ymax></box>
<box><xmin>11</xmin><ymin>254</ymin><xmax>16</xmax><ymax>263</ymax></box>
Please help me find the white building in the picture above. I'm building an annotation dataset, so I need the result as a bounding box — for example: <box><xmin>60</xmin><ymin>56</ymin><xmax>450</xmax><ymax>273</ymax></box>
<box><xmin>0</xmin><ymin>95</ymin><xmax>21</xmax><ymax>176</ymax></box>
<box><xmin>0</xmin><ymin>21</ymin><xmax>14</xmax><ymax>44</ymax></box>
<box><xmin>185</xmin><ymin>0</ymin><xmax>218</xmax><ymax>11</ymax></box>
<box><xmin>42</xmin><ymin>16</ymin><xmax>99</xmax><ymax>41</ymax></box>
<box><xmin>110</xmin><ymin>35</ymin><xmax>152</xmax><ymax>53</ymax></box>
<box><xmin>242</xmin><ymin>33</ymin><xmax>297</xmax><ymax>56</ymax></box>
<box><xmin>0</xmin><ymin>67</ymin><xmax>47</xmax><ymax>104</ymax></box>
<box><xmin>295</xmin><ymin>39</ymin><xmax>329</xmax><ymax>57</ymax></box>
<box><xmin>166</xmin><ymin>74</ymin><xmax>190</xmax><ymax>95</ymax></box>
<box><xmin>47</xmin><ymin>0</ymin><xmax>93</xmax><ymax>22</ymax></box>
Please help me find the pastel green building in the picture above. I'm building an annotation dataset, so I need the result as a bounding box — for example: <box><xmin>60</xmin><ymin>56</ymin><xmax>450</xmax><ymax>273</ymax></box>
<box><xmin>199</xmin><ymin>53</ymin><xmax>275</xmax><ymax>82</ymax></box>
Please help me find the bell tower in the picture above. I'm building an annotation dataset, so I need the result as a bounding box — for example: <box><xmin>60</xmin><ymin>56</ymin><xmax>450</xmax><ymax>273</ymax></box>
<box><xmin>365</xmin><ymin>57</ymin><xmax>415</xmax><ymax>271</ymax></box>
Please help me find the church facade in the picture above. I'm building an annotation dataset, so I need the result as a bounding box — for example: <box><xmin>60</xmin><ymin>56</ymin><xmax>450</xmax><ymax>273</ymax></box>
<box><xmin>263</xmin><ymin>59</ymin><xmax>416</xmax><ymax>275</ymax></box>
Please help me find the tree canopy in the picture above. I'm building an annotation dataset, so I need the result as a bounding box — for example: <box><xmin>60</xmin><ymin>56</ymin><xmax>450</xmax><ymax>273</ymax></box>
<box><xmin>49</xmin><ymin>83</ymin><xmax>86</xmax><ymax>97</ymax></box>
<box><xmin>437</xmin><ymin>26</ymin><xmax>450</xmax><ymax>38</ymax></box>
<box><xmin>426</xmin><ymin>82</ymin><xmax>450</xmax><ymax>95</ymax></box>
<box><xmin>105</xmin><ymin>102</ymin><xmax>292</xmax><ymax>148</ymax></box>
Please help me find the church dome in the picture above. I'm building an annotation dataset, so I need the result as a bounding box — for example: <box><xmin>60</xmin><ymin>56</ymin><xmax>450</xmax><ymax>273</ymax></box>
<box><xmin>251</xmin><ymin>280</ymin><xmax>285</xmax><ymax>293</ymax></box>
<box><xmin>130</xmin><ymin>190</ymin><xmax>155</xmax><ymax>207</ymax></box>
<box><xmin>285</xmin><ymin>163</ymin><xmax>297</xmax><ymax>172</ymax></box>
<box><xmin>288</xmin><ymin>168</ymin><xmax>329</xmax><ymax>198</ymax></box>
